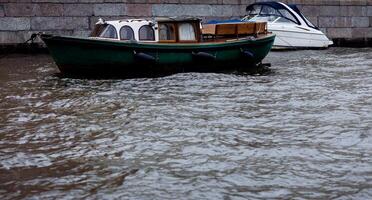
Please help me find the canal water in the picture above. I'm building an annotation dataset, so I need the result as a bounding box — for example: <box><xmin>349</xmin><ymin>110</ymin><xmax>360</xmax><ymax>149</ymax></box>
<box><xmin>0</xmin><ymin>48</ymin><xmax>371</xmax><ymax>199</ymax></box>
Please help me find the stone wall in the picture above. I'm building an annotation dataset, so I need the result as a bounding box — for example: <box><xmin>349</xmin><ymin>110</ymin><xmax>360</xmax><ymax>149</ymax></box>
<box><xmin>0</xmin><ymin>0</ymin><xmax>371</xmax><ymax>46</ymax></box>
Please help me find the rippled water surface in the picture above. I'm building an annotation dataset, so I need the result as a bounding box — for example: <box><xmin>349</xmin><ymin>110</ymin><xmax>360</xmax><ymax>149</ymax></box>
<box><xmin>1</xmin><ymin>48</ymin><xmax>372</xmax><ymax>199</ymax></box>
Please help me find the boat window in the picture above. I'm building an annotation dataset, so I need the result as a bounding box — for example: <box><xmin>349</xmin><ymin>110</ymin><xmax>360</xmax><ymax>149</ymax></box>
<box><xmin>276</xmin><ymin>17</ymin><xmax>294</xmax><ymax>23</ymax></box>
<box><xmin>178</xmin><ymin>23</ymin><xmax>196</xmax><ymax>41</ymax></box>
<box><xmin>99</xmin><ymin>24</ymin><xmax>118</xmax><ymax>39</ymax></box>
<box><xmin>159</xmin><ymin>24</ymin><xmax>176</xmax><ymax>41</ymax></box>
<box><xmin>120</xmin><ymin>26</ymin><xmax>135</xmax><ymax>40</ymax></box>
<box><xmin>247</xmin><ymin>5</ymin><xmax>261</xmax><ymax>16</ymax></box>
<box><xmin>261</xmin><ymin>5</ymin><xmax>280</xmax><ymax>16</ymax></box>
<box><xmin>139</xmin><ymin>25</ymin><xmax>155</xmax><ymax>41</ymax></box>
<box><xmin>277</xmin><ymin>9</ymin><xmax>299</xmax><ymax>24</ymax></box>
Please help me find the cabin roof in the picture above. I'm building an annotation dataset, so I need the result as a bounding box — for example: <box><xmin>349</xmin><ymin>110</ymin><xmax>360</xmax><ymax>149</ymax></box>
<box><xmin>103</xmin><ymin>17</ymin><xmax>201</xmax><ymax>24</ymax></box>
<box><xmin>155</xmin><ymin>17</ymin><xmax>201</xmax><ymax>23</ymax></box>
<box><xmin>105</xmin><ymin>19</ymin><xmax>152</xmax><ymax>24</ymax></box>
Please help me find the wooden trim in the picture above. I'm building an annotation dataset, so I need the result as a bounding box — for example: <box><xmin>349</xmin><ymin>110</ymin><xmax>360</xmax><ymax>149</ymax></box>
<box><xmin>178</xmin><ymin>40</ymin><xmax>198</xmax><ymax>43</ymax></box>
<box><xmin>194</xmin><ymin>23</ymin><xmax>201</xmax><ymax>42</ymax></box>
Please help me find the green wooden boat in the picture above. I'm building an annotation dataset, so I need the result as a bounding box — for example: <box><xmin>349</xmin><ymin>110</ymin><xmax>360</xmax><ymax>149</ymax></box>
<box><xmin>40</xmin><ymin>18</ymin><xmax>275</xmax><ymax>77</ymax></box>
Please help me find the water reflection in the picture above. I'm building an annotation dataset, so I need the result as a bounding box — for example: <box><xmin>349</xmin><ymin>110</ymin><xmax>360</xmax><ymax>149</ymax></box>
<box><xmin>0</xmin><ymin>48</ymin><xmax>372</xmax><ymax>199</ymax></box>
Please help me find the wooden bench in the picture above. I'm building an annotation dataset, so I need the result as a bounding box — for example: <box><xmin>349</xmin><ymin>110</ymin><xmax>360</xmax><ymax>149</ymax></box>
<box><xmin>202</xmin><ymin>22</ymin><xmax>267</xmax><ymax>36</ymax></box>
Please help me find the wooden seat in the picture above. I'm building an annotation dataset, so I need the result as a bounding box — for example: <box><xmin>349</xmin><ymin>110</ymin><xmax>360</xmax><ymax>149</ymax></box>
<box><xmin>202</xmin><ymin>22</ymin><xmax>267</xmax><ymax>36</ymax></box>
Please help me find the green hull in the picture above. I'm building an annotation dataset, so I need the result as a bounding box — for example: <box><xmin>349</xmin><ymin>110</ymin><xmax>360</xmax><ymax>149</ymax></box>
<box><xmin>41</xmin><ymin>34</ymin><xmax>275</xmax><ymax>77</ymax></box>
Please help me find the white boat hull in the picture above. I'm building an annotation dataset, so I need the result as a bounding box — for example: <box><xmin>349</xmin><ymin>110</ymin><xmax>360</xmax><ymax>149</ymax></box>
<box><xmin>269</xmin><ymin>24</ymin><xmax>333</xmax><ymax>49</ymax></box>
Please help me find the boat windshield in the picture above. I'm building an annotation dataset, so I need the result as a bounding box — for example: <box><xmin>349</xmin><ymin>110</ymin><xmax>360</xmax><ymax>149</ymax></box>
<box><xmin>244</xmin><ymin>4</ymin><xmax>299</xmax><ymax>25</ymax></box>
<box><xmin>90</xmin><ymin>24</ymin><xmax>118</xmax><ymax>39</ymax></box>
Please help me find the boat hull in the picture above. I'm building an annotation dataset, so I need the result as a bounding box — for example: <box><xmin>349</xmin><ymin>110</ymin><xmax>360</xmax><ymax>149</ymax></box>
<box><xmin>268</xmin><ymin>23</ymin><xmax>333</xmax><ymax>50</ymax></box>
<box><xmin>41</xmin><ymin>34</ymin><xmax>275</xmax><ymax>77</ymax></box>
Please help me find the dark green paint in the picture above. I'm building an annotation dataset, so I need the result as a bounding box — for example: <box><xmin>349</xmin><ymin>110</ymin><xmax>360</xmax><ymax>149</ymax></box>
<box><xmin>41</xmin><ymin>34</ymin><xmax>275</xmax><ymax>77</ymax></box>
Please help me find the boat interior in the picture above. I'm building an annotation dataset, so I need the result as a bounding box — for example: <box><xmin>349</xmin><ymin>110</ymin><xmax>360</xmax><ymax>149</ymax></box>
<box><xmin>89</xmin><ymin>18</ymin><xmax>269</xmax><ymax>44</ymax></box>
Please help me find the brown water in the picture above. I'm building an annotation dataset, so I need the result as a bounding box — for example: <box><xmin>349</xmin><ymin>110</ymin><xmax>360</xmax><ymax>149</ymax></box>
<box><xmin>0</xmin><ymin>48</ymin><xmax>372</xmax><ymax>199</ymax></box>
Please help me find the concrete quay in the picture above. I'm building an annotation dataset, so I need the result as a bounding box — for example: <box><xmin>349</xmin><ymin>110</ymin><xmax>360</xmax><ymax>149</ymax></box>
<box><xmin>0</xmin><ymin>0</ymin><xmax>371</xmax><ymax>47</ymax></box>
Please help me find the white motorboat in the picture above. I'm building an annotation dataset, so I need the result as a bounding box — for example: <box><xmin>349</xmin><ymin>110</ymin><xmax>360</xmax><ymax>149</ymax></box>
<box><xmin>242</xmin><ymin>1</ymin><xmax>333</xmax><ymax>49</ymax></box>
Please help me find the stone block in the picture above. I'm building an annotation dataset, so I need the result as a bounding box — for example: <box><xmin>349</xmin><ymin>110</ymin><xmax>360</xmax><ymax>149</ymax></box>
<box><xmin>4</xmin><ymin>3</ymin><xmax>65</xmax><ymax>17</ymax></box>
<box><xmin>126</xmin><ymin>4</ymin><xmax>151</xmax><ymax>17</ymax></box>
<box><xmin>319</xmin><ymin>6</ymin><xmax>340</xmax><ymax>16</ymax></box>
<box><xmin>63</xmin><ymin>4</ymin><xmax>93</xmax><ymax>16</ymax></box>
<box><xmin>38</xmin><ymin>4</ymin><xmax>63</xmax><ymax>16</ymax></box>
<box><xmin>212</xmin><ymin>5</ymin><xmax>234</xmax><ymax>17</ymax></box>
<box><xmin>0</xmin><ymin>5</ymin><xmax>4</xmax><ymax>16</ymax></box>
<box><xmin>230</xmin><ymin>5</ymin><xmax>246</xmax><ymax>17</ymax></box>
<box><xmin>240</xmin><ymin>0</ymin><xmax>255</xmax><ymax>5</ymax></box>
<box><xmin>222</xmin><ymin>0</ymin><xmax>240</xmax><ymax>4</ymax></box>
<box><xmin>327</xmin><ymin>27</ymin><xmax>352</xmax><ymax>38</ymax></box>
<box><xmin>318</xmin><ymin>17</ymin><xmax>351</xmax><ymax>28</ymax></box>
<box><xmin>4</xmin><ymin>3</ymin><xmax>37</xmax><ymax>16</ymax></box>
<box><xmin>346</xmin><ymin>6</ymin><xmax>367</xmax><ymax>16</ymax></box>
<box><xmin>367</xmin><ymin>6</ymin><xmax>372</xmax><ymax>16</ymax></box>
<box><xmin>79</xmin><ymin>0</ymin><xmax>105</xmax><ymax>2</ymax></box>
<box><xmin>352</xmin><ymin>27</ymin><xmax>372</xmax><ymax>38</ymax></box>
<box><xmin>152</xmin><ymin>4</ymin><xmax>212</xmax><ymax>17</ymax></box>
<box><xmin>231</xmin><ymin>4</ymin><xmax>245</xmax><ymax>17</ymax></box>
<box><xmin>367</xmin><ymin>28</ymin><xmax>372</xmax><ymax>37</ymax></box>
<box><xmin>351</xmin><ymin>17</ymin><xmax>369</xmax><ymax>27</ymax></box>
<box><xmin>0</xmin><ymin>17</ymin><xmax>30</xmax><ymax>30</ymax></box>
<box><xmin>0</xmin><ymin>31</ymin><xmax>30</xmax><ymax>44</ymax></box>
<box><xmin>93</xmin><ymin>3</ymin><xmax>126</xmax><ymax>16</ymax></box>
<box><xmin>297</xmin><ymin>0</ymin><xmax>339</xmax><ymax>5</ymax></box>
<box><xmin>32</xmin><ymin>0</ymin><xmax>78</xmax><ymax>2</ymax></box>
<box><xmin>179</xmin><ymin>0</ymin><xmax>219</xmax><ymax>4</ymax></box>
<box><xmin>301</xmin><ymin>6</ymin><xmax>320</xmax><ymax>17</ymax></box>
<box><xmin>340</xmin><ymin>0</ymin><xmax>367</xmax><ymax>6</ymax></box>
<box><xmin>73</xmin><ymin>30</ymin><xmax>91</xmax><ymax>37</ymax></box>
<box><xmin>31</xmin><ymin>17</ymin><xmax>88</xmax><ymax>30</ymax></box>
<box><xmin>119</xmin><ymin>0</ymin><xmax>146</xmax><ymax>3</ymax></box>
<box><xmin>147</xmin><ymin>0</ymin><xmax>180</xmax><ymax>3</ymax></box>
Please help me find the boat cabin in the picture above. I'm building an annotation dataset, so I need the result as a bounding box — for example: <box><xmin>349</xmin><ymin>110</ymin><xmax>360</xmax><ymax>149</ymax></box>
<box><xmin>243</xmin><ymin>1</ymin><xmax>318</xmax><ymax>29</ymax></box>
<box><xmin>90</xmin><ymin>18</ymin><xmax>201</xmax><ymax>43</ymax></box>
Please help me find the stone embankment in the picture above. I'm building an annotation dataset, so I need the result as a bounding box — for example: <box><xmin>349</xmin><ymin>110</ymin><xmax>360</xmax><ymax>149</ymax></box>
<box><xmin>0</xmin><ymin>0</ymin><xmax>371</xmax><ymax>46</ymax></box>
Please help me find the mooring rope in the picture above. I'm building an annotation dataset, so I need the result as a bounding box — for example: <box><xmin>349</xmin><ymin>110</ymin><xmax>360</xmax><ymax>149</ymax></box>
<box><xmin>0</xmin><ymin>33</ymin><xmax>40</xmax><ymax>60</ymax></box>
